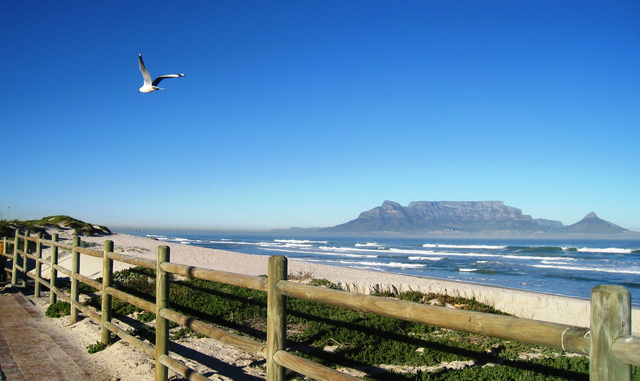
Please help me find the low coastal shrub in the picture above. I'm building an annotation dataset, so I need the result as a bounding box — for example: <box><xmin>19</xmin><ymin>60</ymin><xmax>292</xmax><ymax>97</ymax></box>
<box><xmin>85</xmin><ymin>267</ymin><xmax>638</xmax><ymax>381</ymax></box>
<box><xmin>87</xmin><ymin>341</ymin><xmax>106</xmax><ymax>354</ymax></box>
<box><xmin>45</xmin><ymin>301</ymin><xmax>71</xmax><ymax>318</ymax></box>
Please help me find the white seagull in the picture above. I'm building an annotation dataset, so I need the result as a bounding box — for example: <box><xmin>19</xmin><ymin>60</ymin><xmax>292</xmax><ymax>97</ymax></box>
<box><xmin>138</xmin><ymin>54</ymin><xmax>185</xmax><ymax>93</ymax></box>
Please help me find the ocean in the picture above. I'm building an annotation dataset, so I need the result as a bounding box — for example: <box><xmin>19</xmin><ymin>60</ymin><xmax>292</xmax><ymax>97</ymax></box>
<box><xmin>119</xmin><ymin>230</ymin><xmax>640</xmax><ymax>306</ymax></box>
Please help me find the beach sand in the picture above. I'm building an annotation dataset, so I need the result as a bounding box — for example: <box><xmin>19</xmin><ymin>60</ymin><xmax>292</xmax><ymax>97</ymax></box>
<box><xmin>26</xmin><ymin>229</ymin><xmax>639</xmax><ymax>380</ymax></box>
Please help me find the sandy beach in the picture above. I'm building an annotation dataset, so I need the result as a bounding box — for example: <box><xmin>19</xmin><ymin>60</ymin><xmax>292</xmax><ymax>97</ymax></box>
<box><xmin>25</xmin><ymin>229</ymin><xmax>639</xmax><ymax>379</ymax></box>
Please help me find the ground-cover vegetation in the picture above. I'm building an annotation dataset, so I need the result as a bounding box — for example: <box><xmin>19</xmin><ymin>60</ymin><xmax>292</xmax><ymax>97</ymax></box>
<box><xmin>45</xmin><ymin>301</ymin><xmax>71</xmax><ymax>318</ymax></box>
<box><xmin>0</xmin><ymin>215</ymin><xmax>110</xmax><ymax>238</ymax></box>
<box><xmin>66</xmin><ymin>266</ymin><xmax>639</xmax><ymax>380</ymax></box>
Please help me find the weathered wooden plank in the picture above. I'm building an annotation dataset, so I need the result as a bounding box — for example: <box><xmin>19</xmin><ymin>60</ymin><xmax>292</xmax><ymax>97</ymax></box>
<box><xmin>34</xmin><ymin>276</ymin><xmax>50</xmax><ymax>289</ymax></box>
<box><xmin>75</xmin><ymin>246</ymin><xmax>102</xmax><ymax>258</ymax></box>
<box><xmin>34</xmin><ymin>232</ymin><xmax>43</xmax><ymax>296</ymax></box>
<box><xmin>53</xmin><ymin>264</ymin><xmax>71</xmax><ymax>277</ymax></box>
<box><xmin>160</xmin><ymin>262</ymin><xmax>268</xmax><ymax>291</ymax></box>
<box><xmin>36</xmin><ymin>257</ymin><xmax>49</xmax><ymax>266</ymax></box>
<box><xmin>590</xmin><ymin>285</ymin><xmax>631</xmax><ymax>380</ymax></box>
<box><xmin>156</xmin><ymin>246</ymin><xmax>170</xmax><ymax>381</ymax></box>
<box><xmin>24</xmin><ymin>235</ymin><xmax>38</xmax><ymax>242</ymax></box>
<box><xmin>266</xmin><ymin>256</ymin><xmax>287</xmax><ymax>381</ymax></box>
<box><xmin>70</xmin><ymin>237</ymin><xmax>80</xmax><ymax>323</ymax></box>
<box><xmin>612</xmin><ymin>335</ymin><xmax>640</xmax><ymax>367</ymax></box>
<box><xmin>273</xmin><ymin>350</ymin><xmax>363</xmax><ymax>381</ymax></box>
<box><xmin>11</xmin><ymin>230</ymin><xmax>19</xmax><ymax>284</ymax></box>
<box><xmin>50</xmin><ymin>233</ymin><xmax>59</xmax><ymax>304</ymax></box>
<box><xmin>106</xmin><ymin>251</ymin><xmax>156</xmax><ymax>269</ymax></box>
<box><xmin>51</xmin><ymin>286</ymin><xmax>71</xmax><ymax>303</ymax></box>
<box><xmin>105</xmin><ymin>286</ymin><xmax>156</xmax><ymax>313</ymax></box>
<box><xmin>101</xmin><ymin>240</ymin><xmax>114</xmax><ymax>345</ymax></box>
<box><xmin>24</xmin><ymin>252</ymin><xmax>38</xmax><ymax>261</ymax></box>
<box><xmin>20</xmin><ymin>230</ymin><xmax>29</xmax><ymax>287</ymax></box>
<box><xmin>54</xmin><ymin>243</ymin><xmax>73</xmax><ymax>251</ymax></box>
<box><xmin>104</xmin><ymin>321</ymin><xmax>156</xmax><ymax>358</ymax></box>
<box><xmin>70</xmin><ymin>299</ymin><xmax>101</xmax><ymax>322</ymax></box>
<box><xmin>73</xmin><ymin>272</ymin><xmax>102</xmax><ymax>291</ymax></box>
<box><xmin>159</xmin><ymin>308</ymin><xmax>266</xmax><ymax>355</ymax></box>
<box><xmin>158</xmin><ymin>354</ymin><xmax>210</xmax><ymax>381</ymax></box>
<box><xmin>275</xmin><ymin>280</ymin><xmax>591</xmax><ymax>354</ymax></box>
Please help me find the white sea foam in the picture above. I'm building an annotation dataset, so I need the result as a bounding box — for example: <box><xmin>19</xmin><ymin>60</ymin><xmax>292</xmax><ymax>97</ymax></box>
<box><xmin>540</xmin><ymin>260</ymin><xmax>573</xmax><ymax>265</ymax></box>
<box><xmin>388</xmin><ymin>248</ymin><xmax>496</xmax><ymax>257</ymax></box>
<box><xmin>576</xmin><ymin>247</ymin><xmax>634</xmax><ymax>254</ymax></box>
<box><xmin>338</xmin><ymin>260</ymin><xmax>428</xmax><ymax>269</ymax></box>
<box><xmin>502</xmin><ymin>255</ymin><xmax>577</xmax><ymax>261</ymax></box>
<box><xmin>210</xmin><ymin>240</ymin><xmax>256</xmax><ymax>245</ymax></box>
<box><xmin>168</xmin><ymin>237</ymin><xmax>201</xmax><ymax>244</ymax></box>
<box><xmin>407</xmin><ymin>256</ymin><xmax>445</xmax><ymax>261</ymax></box>
<box><xmin>531</xmin><ymin>264</ymin><xmax>640</xmax><ymax>275</ymax></box>
<box><xmin>459</xmin><ymin>268</ymin><xmax>477</xmax><ymax>272</ymax></box>
<box><xmin>275</xmin><ymin>239</ymin><xmax>328</xmax><ymax>244</ymax></box>
<box><xmin>423</xmin><ymin>244</ymin><xmax>506</xmax><ymax>250</ymax></box>
<box><xmin>302</xmin><ymin>259</ymin><xmax>427</xmax><ymax>269</ymax></box>
<box><xmin>259</xmin><ymin>246</ymin><xmax>377</xmax><ymax>258</ymax></box>
<box><xmin>355</xmin><ymin>242</ymin><xmax>382</xmax><ymax>247</ymax></box>
<box><xmin>318</xmin><ymin>246</ymin><xmax>383</xmax><ymax>254</ymax></box>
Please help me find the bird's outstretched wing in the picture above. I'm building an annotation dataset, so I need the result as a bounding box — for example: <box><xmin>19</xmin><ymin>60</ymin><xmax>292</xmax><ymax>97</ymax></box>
<box><xmin>152</xmin><ymin>74</ymin><xmax>185</xmax><ymax>86</ymax></box>
<box><xmin>138</xmin><ymin>54</ymin><xmax>152</xmax><ymax>86</ymax></box>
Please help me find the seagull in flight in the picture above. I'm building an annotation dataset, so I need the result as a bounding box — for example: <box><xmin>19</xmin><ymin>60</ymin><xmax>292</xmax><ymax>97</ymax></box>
<box><xmin>138</xmin><ymin>54</ymin><xmax>185</xmax><ymax>93</ymax></box>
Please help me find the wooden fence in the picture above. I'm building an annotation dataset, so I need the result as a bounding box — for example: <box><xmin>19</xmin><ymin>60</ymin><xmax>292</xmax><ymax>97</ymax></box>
<box><xmin>2</xmin><ymin>229</ymin><xmax>639</xmax><ymax>381</ymax></box>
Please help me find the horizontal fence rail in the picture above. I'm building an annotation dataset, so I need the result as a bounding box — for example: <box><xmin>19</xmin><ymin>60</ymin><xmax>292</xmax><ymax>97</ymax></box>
<box><xmin>275</xmin><ymin>278</ymin><xmax>593</xmax><ymax>354</ymax></box>
<box><xmin>2</xmin><ymin>230</ymin><xmax>639</xmax><ymax>381</ymax></box>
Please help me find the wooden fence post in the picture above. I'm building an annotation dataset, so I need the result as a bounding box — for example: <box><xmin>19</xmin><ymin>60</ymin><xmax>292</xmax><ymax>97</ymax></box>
<box><xmin>1</xmin><ymin>237</ymin><xmax>7</xmax><ymax>282</ymax></box>
<box><xmin>101</xmin><ymin>240</ymin><xmax>114</xmax><ymax>345</ymax></box>
<box><xmin>11</xmin><ymin>229</ymin><xmax>19</xmax><ymax>285</ymax></box>
<box><xmin>34</xmin><ymin>232</ymin><xmax>43</xmax><ymax>296</ymax></box>
<box><xmin>70</xmin><ymin>236</ymin><xmax>81</xmax><ymax>323</ymax></box>
<box><xmin>155</xmin><ymin>245</ymin><xmax>170</xmax><ymax>381</ymax></box>
<box><xmin>266</xmin><ymin>255</ymin><xmax>287</xmax><ymax>381</ymax></box>
<box><xmin>590</xmin><ymin>285</ymin><xmax>631</xmax><ymax>380</ymax></box>
<box><xmin>20</xmin><ymin>230</ymin><xmax>30</xmax><ymax>287</ymax></box>
<box><xmin>50</xmin><ymin>233</ymin><xmax>59</xmax><ymax>304</ymax></box>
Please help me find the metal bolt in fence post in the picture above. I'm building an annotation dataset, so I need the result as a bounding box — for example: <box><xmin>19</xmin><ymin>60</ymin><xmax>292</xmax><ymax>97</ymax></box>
<box><xmin>266</xmin><ymin>255</ymin><xmax>287</xmax><ymax>381</ymax></box>
<box><xmin>11</xmin><ymin>230</ymin><xmax>19</xmax><ymax>285</ymax></box>
<box><xmin>34</xmin><ymin>232</ymin><xmax>42</xmax><ymax>296</ymax></box>
<box><xmin>70</xmin><ymin>236</ymin><xmax>81</xmax><ymax>323</ymax></box>
<box><xmin>590</xmin><ymin>285</ymin><xmax>631</xmax><ymax>381</ymax></box>
<box><xmin>101</xmin><ymin>240</ymin><xmax>114</xmax><ymax>345</ymax></box>
<box><xmin>155</xmin><ymin>245</ymin><xmax>170</xmax><ymax>381</ymax></box>
<box><xmin>49</xmin><ymin>234</ymin><xmax>59</xmax><ymax>304</ymax></box>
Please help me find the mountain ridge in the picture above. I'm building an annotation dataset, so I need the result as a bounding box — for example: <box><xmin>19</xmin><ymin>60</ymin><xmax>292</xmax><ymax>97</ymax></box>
<box><xmin>275</xmin><ymin>201</ymin><xmax>635</xmax><ymax>238</ymax></box>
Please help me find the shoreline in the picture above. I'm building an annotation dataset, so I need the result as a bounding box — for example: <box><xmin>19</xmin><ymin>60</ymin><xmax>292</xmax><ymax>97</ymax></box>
<box><xmin>36</xmin><ymin>229</ymin><xmax>640</xmax><ymax>335</ymax></box>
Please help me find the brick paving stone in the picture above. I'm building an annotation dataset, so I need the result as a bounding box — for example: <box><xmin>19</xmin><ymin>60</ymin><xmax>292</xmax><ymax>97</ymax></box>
<box><xmin>0</xmin><ymin>287</ymin><xmax>93</xmax><ymax>380</ymax></box>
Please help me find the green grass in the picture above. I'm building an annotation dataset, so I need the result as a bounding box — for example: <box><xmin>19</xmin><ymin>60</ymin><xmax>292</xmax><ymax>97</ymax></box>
<box><xmin>82</xmin><ymin>267</ymin><xmax>640</xmax><ymax>380</ymax></box>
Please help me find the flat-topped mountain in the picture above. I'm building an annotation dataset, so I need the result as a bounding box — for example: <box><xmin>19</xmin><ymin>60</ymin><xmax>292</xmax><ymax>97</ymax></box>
<box><xmin>317</xmin><ymin>201</ymin><xmax>631</xmax><ymax>237</ymax></box>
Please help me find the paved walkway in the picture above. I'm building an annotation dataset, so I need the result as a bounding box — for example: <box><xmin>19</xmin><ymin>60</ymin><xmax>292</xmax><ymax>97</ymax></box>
<box><xmin>0</xmin><ymin>286</ymin><xmax>95</xmax><ymax>380</ymax></box>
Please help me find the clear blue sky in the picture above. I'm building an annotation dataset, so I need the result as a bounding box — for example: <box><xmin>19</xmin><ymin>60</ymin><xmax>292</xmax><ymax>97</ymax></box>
<box><xmin>2</xmin><ymin>1</ymin><xmax>639</xmax><ymax>231</ymax></box>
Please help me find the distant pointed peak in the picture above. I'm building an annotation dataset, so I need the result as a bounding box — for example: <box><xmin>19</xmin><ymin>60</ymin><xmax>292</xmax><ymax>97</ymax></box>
<box><xmin>584</xmin><ymin>212</ymin><xmax>599</xmax><ymax>219</ymax></box>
